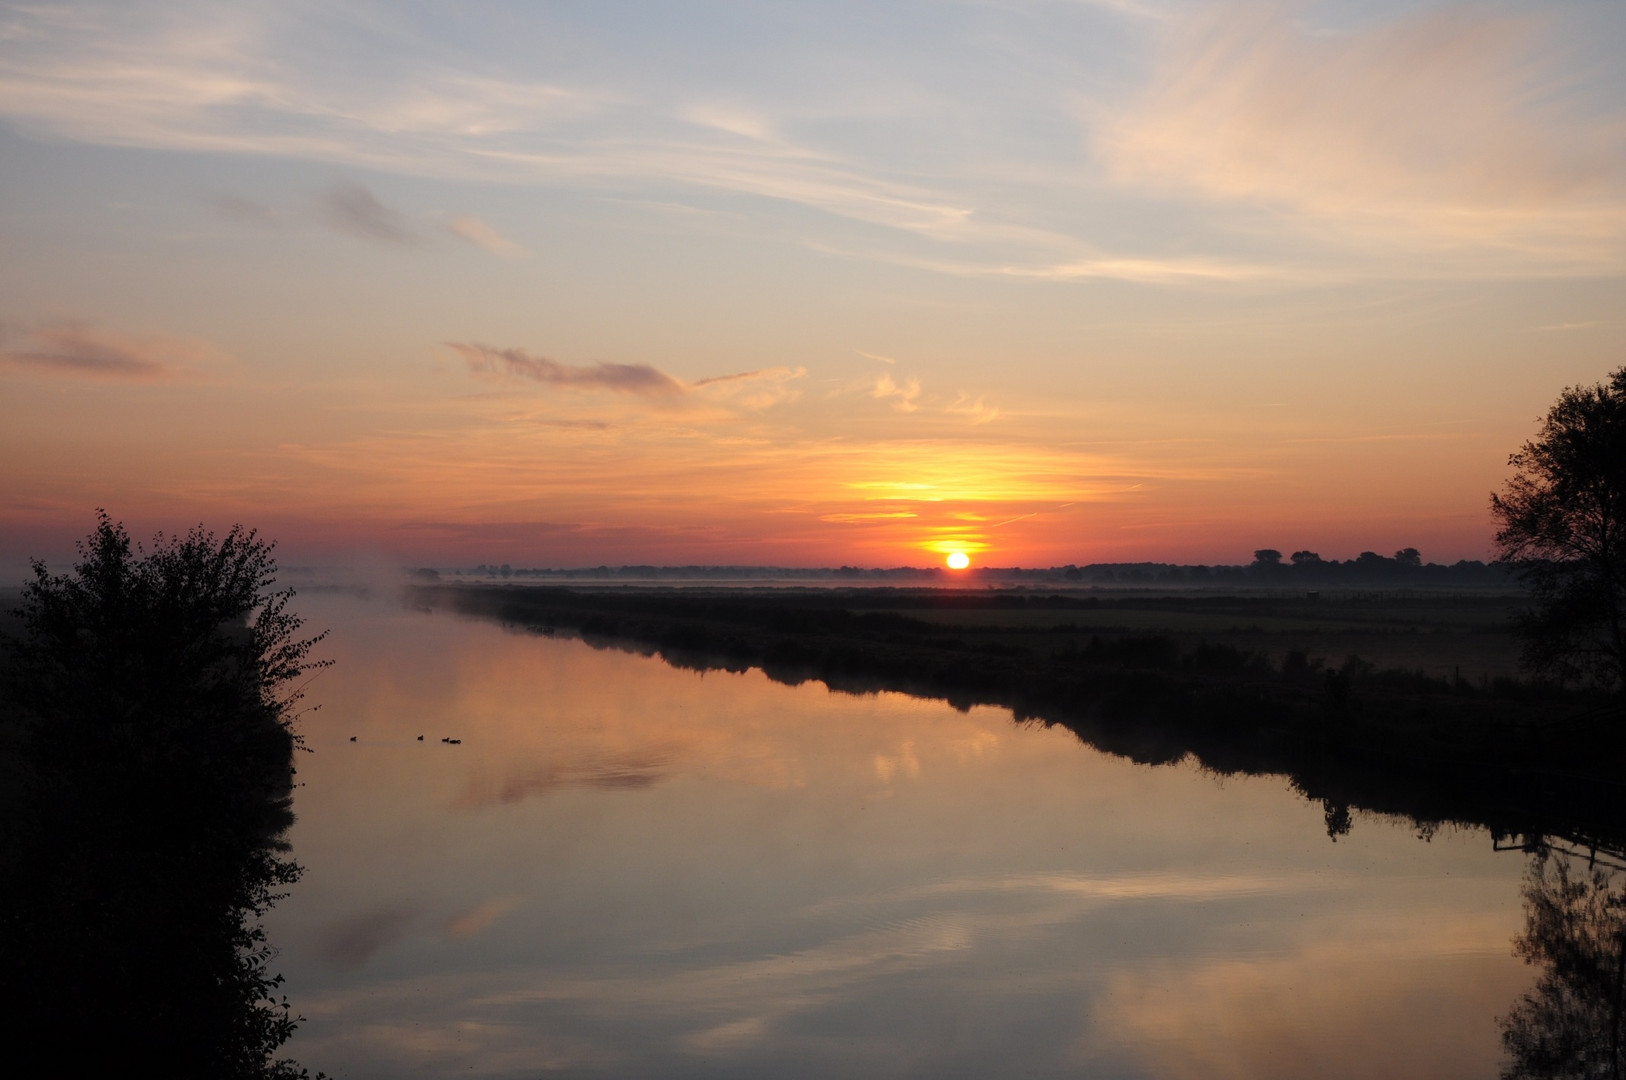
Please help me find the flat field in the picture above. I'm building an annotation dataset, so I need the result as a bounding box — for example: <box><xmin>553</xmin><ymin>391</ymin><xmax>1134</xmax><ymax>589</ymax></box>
<box><xmin>849</xmin><ymin>589</ymin><xmax>1528</xmax><ymax>683</ymax></box>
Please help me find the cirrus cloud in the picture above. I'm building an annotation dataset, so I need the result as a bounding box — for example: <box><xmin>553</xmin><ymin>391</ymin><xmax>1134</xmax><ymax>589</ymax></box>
<box><xmin>320</xmin><ymin>181</ymin><xmax>418</xmax><ymax>244</ymax></box>
<box><xmin>691</xmin><ymin>366</ymin><xmax>806</xmax><ymax>410</ymax></box>
<box><xmin>871</xmin><ymin>373</ymin><xmax>922</xmax><ymax>413</ymax></box>
<box><xmin>1095</xmin><ymin>2</ymin><xmax>1626</xmax><ymax>267</ymax></box>
<box><xmin>447</xmin><ymin>214</ymin><xmax>526</xmax><ymax>257</ymax></box>
<box><xmin>452</xmin><ymin>342</ymin><xmax>685</xmax><ymax>397</ymax></box>
<box><xmin>450</xmin><ymin>342</ymin><xmax>804</xmax><ymax>410</ymax></box>
<box><xmin>0</xmin><ymin>322</ymin><xmax>223</xmax><ymax>380</ymax></box>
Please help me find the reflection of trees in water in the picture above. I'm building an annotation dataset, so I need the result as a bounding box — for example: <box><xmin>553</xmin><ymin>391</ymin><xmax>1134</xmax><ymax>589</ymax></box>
<box><xmin>1503</xmin><ymin>848</ymin><xmax>1626</xmax><ymax>1079</ymax></box>
<box><xmin>431</xmin><ymin>582</ymin><xmax>1626</xmax><ymax>1075</ymax></box>
<box><xmin>430</xmin><ymin>584</ymin><xmax>1626</xmax><ymax>855</ymax></box>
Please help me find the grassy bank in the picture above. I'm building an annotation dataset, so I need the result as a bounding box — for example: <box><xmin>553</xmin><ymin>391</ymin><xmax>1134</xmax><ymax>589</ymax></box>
<box><xmin>416</xmin><ymin>582</ymin><xmax>1626</xmax><ymax>853</ymax></box>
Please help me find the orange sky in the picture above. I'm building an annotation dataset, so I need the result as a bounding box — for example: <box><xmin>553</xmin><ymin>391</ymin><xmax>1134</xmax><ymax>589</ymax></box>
<box><xmin>2</xmin><ymin>1</ymin><xmax>1623</xmax><ymax>568</ymax></box>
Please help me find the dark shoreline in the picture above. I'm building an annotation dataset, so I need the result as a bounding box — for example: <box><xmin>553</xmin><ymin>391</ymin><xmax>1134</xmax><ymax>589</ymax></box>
<box><xmin>414</xmin><ymin>582</ymin><xmax>1626</xmax><ymax>857</ymax></box>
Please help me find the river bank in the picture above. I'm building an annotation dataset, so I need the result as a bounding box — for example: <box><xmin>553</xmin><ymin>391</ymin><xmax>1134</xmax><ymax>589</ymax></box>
<box><xmin>415</xmin><ymin>582</ymin><xmax>1626</xmax><ymax>855</ymax></box>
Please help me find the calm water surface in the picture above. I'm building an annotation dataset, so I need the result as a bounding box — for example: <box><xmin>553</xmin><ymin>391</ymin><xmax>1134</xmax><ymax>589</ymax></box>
<box><xmin>268</xmin><ymin>591</ymin><xmax>1540</xmax><ymax>1078</ymax></box>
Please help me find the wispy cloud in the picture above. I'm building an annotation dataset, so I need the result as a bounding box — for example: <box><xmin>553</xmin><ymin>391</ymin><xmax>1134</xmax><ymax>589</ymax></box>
<box><xmin>0</xmin><ymin>322</ymin><xmax>219</xmax><ymax>380</ymax></box>
<box><xmin>535</xmin><ymin>417</ymin><xmax>611</xmax><ymax>430</ymax></box>
<box><xmin>0</xmin><ymin>5</ymin><xmax>987</xmax><ymax>242</ymax></box>
<box><xmin>451</xmin><ymin>342</ymin><xmax>805</xmax><ymax>409</ymax></box>
<box><xmin>691</xmin><ymin>366</ymin><xmax>806</xmax><ymax>410</ymax></box>
<box><xmin>1529</xmin><ymin>321</ymin><xmax>1602</xmax><ymax>333</ymax></box>
<box><xmin>946</xmin><ymin>392</ymin><xmax>1001</xmax><ymax>425</ymax></box>
<box><xmin>452</xmin><ymin>343</ymin><xmax>685</xmax><ymax>397</ymax></box>
<box><xmin>837</xmin><ymin>371</ymin><xmax>1001</xmax><ymax>425</ymax></box>
<box><xmin>320</xmin><ymin>182</ymin><xmax>417</xmax><ymax>244</ymax></box>
<box><xmin>1063</xmin><ymin>0</ymin><xmax>1173</xmax><ymax>21</ymax></box>
<box><xmin>217</xmin><ymin>186</ymin><xmax>519</xmax><ymax>254</ymax></box>
<box><xmin>871</xmin><ymin>373</ymin><xmax>922</xmax><ymax>413</ymax></box>
<box><xmin>443</xmin><ymin>896</ymin><xmax>522</xmax><ymax>941</ymax></box>
<box><xmin>0</xmin><ymin>0</ymin><xmax>1617</xmax><ymax>299</ymax></box>
<box><xmin>682</xmin><ymin>103</ymin><xmax>773</xmax><ymax>140</ymax></box>
<box><xmin>447</xmin><ymin>214</ymin><xmax>525</xmax><ymax>257</ymax></box>
<box><xmin>1095</xmin><ymin>2</ymin><xmax>1626</xmax><ymax>268</ymax></box>
<box><xmin>472</xmin><ymin>141</ymin><xmax>976</xmax><ymax>239</ymax></box>
<box><xmin>819</xmin><ymin>511</ymin><xmax>919</xmax><ymax>523</ymax></box>
<box><xmin>812</xmin><ymin>244</ymin><xmax>1295</xmax><ymax>286</ymax></box>
<box><xmin>210</xmin><ymin>193</ymin><xmax>279</xmax><ymax>226</ymax></box>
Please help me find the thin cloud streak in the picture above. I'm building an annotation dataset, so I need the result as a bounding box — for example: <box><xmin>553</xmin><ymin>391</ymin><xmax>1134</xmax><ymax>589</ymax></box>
<box><xmin>810</xmin><ymin>244</ymin><xmax>1299</xmax><ymax>286</ymax></box>
<box><xmin>4</xmin><ymin>2</ymin><xmax>1616</xmax><ymax>281</ymax></box>
<box><xmin>451</xmin><ymin>343</ymin><xmax>686</xmax><ymax>398</ymax></box>
<box><xmin>0</xmin><ymin>323</ymin><xmax>220</xmax><ymax>380</ymax></box>
<box><xmin>0</xmin><ymin>4</ymin><xmax>977</xmax><ymax>239</ymax></box>
<box><xmin>452</xmin><ymin>342</ymin><xmax>806</xmax><ymax>409</ymax></box>
<box><xmin>691</xmin><ymin>366</ymin><xmax>806</xmax><ymax>410</ymax></box>
<box><xmin>947</xmin><ymin>393</ymin><xmax>1001</xmax><ymax>425</ymax></box>
<box><xmin>210</xmin><ymin>193</ymin><xmax>279</xmax><ymax>227</ymax></box>
<box><xmin>466</xmin><ymin>141</ymin><xmax>976</xmax><ymax>238</ymax></box>
<box><xmin>447</xmin><ymin>214</ymin><xmax>525</xmax><ymax>257</ymax></box>
<box><xmin>1096</xmin><ymin>2</ymin><xmax>1626</xmax><ymax>266</ymax></box>
<box><xmin>320</xmin><ymin>182</ymin><xmax>417</xmax><ymax>244</ymax></box>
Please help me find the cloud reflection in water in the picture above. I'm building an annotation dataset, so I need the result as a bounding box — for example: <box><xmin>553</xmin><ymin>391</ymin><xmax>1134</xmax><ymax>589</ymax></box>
<box><xmin>268</xmin><ymin>594</ymin><xmax>1537</xmax><ymax>1078</ymax></box>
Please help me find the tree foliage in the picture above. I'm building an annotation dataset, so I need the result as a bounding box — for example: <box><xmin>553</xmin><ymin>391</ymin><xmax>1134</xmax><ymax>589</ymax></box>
<box><xmin>13</xmin><ymin>510</ymin><xmax>325</xmax><ymax>733</ymax></box>
<box><xmin>0</xmin><ymin>512</ymin><xmax>328</xmax><ymax>1078</ymax></box>
<box><xmin>1492</xmin><ymin>368</ymin><xmax>1626</xmax><ymax>690</ymax></box>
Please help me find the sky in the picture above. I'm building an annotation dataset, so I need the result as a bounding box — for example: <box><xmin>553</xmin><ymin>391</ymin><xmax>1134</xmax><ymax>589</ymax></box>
<box><xmin>1</xmin><ymin>0</ymin><xmax>1623</xmax><ymax>570</ymax></box>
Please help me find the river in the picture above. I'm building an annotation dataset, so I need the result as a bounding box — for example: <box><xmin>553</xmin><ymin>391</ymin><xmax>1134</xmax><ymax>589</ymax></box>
<box><xmin>263</xmin><ymin>589</ymin><xmax>1598</xmax><ymax>1079</ymax></box>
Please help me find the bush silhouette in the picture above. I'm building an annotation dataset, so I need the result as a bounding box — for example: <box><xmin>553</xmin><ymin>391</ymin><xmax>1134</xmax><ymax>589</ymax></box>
<box><xmin>0</xmin><ymin>512</ymin><xmax>327</xmax><ymax>1078</ymax></box>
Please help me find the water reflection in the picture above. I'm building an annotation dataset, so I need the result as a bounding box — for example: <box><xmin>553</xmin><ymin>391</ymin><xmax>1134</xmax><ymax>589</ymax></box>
<box><xmin>1502</xmin><ymin>846</ymin><xmax>1626</xmax><ymax>1079</ymax></box>
<box><xmin>266</xmin><ymin>593</ymin><xmax>1555</xmax><ymax>1078</ymax></box>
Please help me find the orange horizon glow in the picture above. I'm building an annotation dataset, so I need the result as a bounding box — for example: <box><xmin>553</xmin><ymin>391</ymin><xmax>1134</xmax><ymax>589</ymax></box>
<box><xmin>0</xmin><ymin>2</ymin><xmax>1617</xmax><ymax>571</ymax></box>
<box><xmin>0</xmin><ymin>383</ymin><xmax>1515</xmax><ymax>567</ymax></box>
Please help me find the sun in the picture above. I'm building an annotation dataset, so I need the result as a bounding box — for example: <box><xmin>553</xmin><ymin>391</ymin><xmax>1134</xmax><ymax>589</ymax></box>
<box><xmin>946</xmin><ymin>551</ymin><xmax>971</xmax><ymax>570</ymax></box>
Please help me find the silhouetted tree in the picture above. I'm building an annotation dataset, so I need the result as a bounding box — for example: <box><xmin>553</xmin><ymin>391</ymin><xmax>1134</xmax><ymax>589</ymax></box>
<box><xmin>1290</xmin><ymin>550</ymin><xmax>1322</xmax><ymax>565</ymax></box>
<box><xmin>1395</xmin><ymin>547</ymin><xmax>1422</xmax><ymax>568</ymax></box>
<box><xmin>0</xmin><ymin>512</ymin><xmax>328</xmax><ymax>1078</ymax></box>
<box><xmin>1492</xmin><ymin>368</ymin><xmax>1626</xmax><ymax>691</ymax></box>
<box><xmin>1501</xmin><ymin>849</ymin><xmax>1626</xmax><ymax>1079</ymax></box>
<box><xmin>1252</xmin><ymin>549</ymin><xmax>1282</xmax><ymax>566</ymax></box>
<box><xmin>11</xmin><ymin>512</ymin><xmax>325</xmax><ymax>735</ymax></box>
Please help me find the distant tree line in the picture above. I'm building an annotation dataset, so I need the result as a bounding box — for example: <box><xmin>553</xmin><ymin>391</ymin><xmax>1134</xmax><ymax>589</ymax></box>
<box><xmin>427</xmin><ymin>553</ymin><xmax>1510</xmax><ymax>588</ymax></box>
<box><xmin>1059</xmin><ymin>550</ymin><xmax>1507</xmax><ymax>586</ymax></box>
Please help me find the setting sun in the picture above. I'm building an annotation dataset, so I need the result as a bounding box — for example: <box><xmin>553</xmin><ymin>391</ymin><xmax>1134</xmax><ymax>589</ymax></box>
<box><xmin>946</xmin><ymin>551</ymin><xmax>971</xmax><ymax>570</ymax></box>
